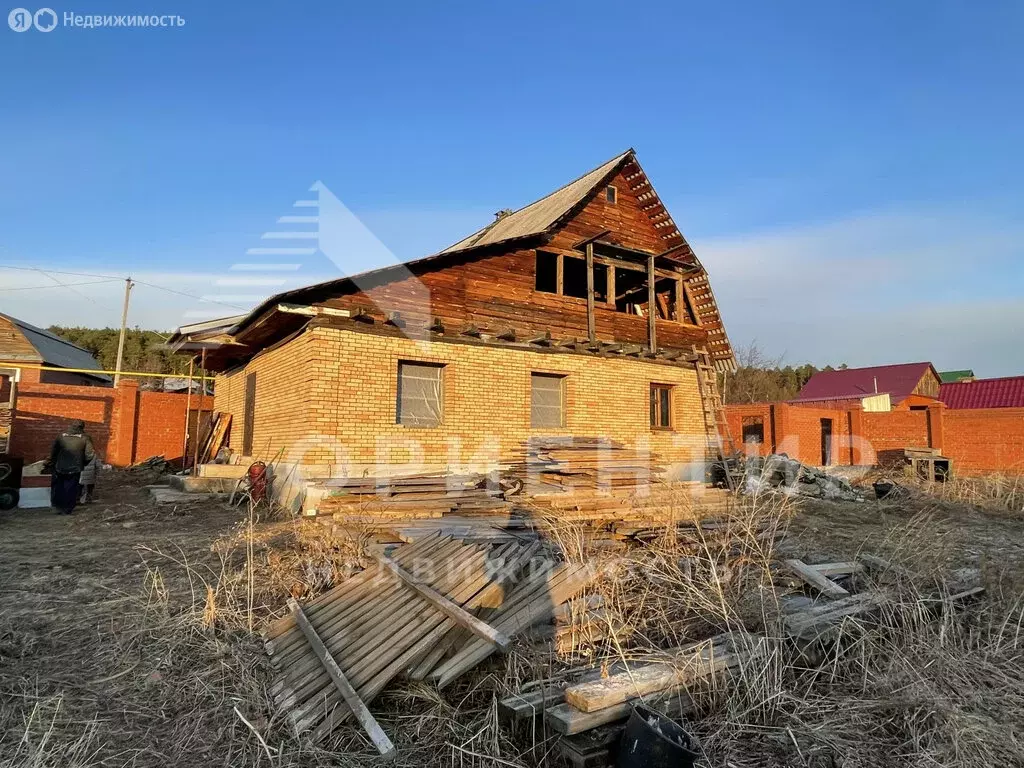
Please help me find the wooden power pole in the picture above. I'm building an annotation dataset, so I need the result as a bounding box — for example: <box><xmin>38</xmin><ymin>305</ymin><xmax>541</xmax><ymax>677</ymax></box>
<box><xmin>113</xmin><ymin>278</ymin><xmax>134</xmax><ymax>386</ymax></box>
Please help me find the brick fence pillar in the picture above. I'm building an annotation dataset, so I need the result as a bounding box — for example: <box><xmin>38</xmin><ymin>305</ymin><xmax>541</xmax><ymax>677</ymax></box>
<box><xmin>927</xmin><ymin>402</ymin><xmax>946</xmax><ymax>454</ymax></box>
<box><xmin>771</xmin><ymin>403</ymin><xmax>792</xmax><ymax>456</ymax></box>
<box><xmin>109</xmin><ymin>380</ymin><xmax>139</xmax><ymax>466</ymax></box>
<box><xmin>848</xmin><ymin>408</ymin><xmax>864</xmax><ymax>465</ymax></box>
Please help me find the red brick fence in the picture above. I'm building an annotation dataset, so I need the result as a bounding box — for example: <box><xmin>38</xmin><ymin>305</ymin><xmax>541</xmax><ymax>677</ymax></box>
<box><xmin>10</xmin><ymin>379</ymin><xmax>213</xmax><ymax>467</ymax></box>
<box><xmin>724</xmin><ymin>402</ymin><xmax>1024</xmax><ymax>476</ymax></box>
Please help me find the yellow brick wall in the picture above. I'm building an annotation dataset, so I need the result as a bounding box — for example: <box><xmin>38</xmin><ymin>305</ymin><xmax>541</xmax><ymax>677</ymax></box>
<box><xmin>213</xmin><ymin>332</ymin><xmax>316</xmax><ymax>460</ymax></box>
<box><xmin>212</xmin><ymin>325</ymin><xmax>711</xmax><ymax>474</ymax></box>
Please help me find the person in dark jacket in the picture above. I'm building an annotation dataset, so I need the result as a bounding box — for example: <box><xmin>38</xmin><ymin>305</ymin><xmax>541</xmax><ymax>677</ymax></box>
<box><xmin>45</xmin><ymin>419</ymin><xmax>95</xmax><ymax>515</ymax></box>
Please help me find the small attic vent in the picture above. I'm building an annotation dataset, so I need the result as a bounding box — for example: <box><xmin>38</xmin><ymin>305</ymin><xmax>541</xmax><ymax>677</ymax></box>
<box><xmin>605</xmin><ymin>185</ymin><xmax>617</xmax><ymax>204</ymax></box>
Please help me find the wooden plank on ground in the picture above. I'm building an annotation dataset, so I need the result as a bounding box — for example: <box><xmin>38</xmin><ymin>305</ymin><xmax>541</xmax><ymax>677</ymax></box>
<box><xmin>811</xmin><ymin>561</ymin><xmax>863</xmax><ymax>578</ymax></box>
<box><xmin>563</xmin><ymin>636</ymin><xmax>735</xmax><ymax>713</ymax></box>
<box><xmin>374</xmin><ymin>554</ymin><xmax>511</xmax><ymax>650</ymax></box>
<box><xmin>785</xmin><ymin>559</ymin><xmax>850</xmax><ymax>598</ymax></box>
<box><xmin>287</xmin><ymin>598</ymin><xmax>395</xmax><ymax>757</ymax></box>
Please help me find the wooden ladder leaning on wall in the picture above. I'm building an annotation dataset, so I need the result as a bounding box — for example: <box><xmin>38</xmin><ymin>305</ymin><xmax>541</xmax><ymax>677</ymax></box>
<box><xmin>692</xmin><ymin>346</ymin><xmax>738</xmax><ymax>491</ymax></box>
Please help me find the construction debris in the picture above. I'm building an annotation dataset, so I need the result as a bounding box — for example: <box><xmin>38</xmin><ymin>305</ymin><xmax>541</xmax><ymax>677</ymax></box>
<box><xmin>264</xmin><ymin>534</ymin><xmax>595</xmax><ymax>743</ymax></box>
<box><xmin>744</xmin><ymin>454</ymin><xmax>864</xmax><ymax>501</ymax></box>
<box><xmin>129</xmin><ymin>455</ymin><xmax>172</xmax><ymax>474</ymax></box>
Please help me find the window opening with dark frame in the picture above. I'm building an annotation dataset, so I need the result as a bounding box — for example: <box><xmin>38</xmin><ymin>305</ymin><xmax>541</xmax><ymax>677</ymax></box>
<box><xmin>650</xmin><ymin>383</ymin><xmax>673</xmax><ymax>429</ymax></box>
<box><xmin>535</xmin><ymin>250</ymin><xmax>558</xmax><ymax>294</ymax></box>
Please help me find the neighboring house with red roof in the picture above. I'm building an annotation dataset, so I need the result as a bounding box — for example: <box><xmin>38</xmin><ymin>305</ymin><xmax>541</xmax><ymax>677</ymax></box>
<box><xmin>939</xmin><ymin>376</ymin><xmax>1024</xmax><ymax>409</ymax></box>
<box><xmin>794</xmin><ymin>362</ymin><xmax>941</xmax><ymax>411</ymax></box>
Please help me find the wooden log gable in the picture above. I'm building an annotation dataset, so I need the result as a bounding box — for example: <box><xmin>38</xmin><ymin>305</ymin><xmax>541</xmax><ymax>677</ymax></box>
<box><xmin>315</xmin><ymin>164</ymin><xmax>729</xmax><ymax>357</ymax></box>
<box><xmin>197</xmin><ymin>151</ymin><xmax>735</xmax><ymax>372</ymax></box>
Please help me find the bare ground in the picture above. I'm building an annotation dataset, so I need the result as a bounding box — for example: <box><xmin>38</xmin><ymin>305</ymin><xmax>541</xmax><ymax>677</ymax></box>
<box><xmin>1</xmin><ymin>473</ymin><xmax>1023</xmax><ymax>767</ymax></box>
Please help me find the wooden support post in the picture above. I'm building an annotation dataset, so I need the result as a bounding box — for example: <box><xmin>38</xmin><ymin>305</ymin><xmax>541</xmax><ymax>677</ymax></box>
<box><xmin>585</xmin><ymin>242</ymin><xmax>596</xmax><ymax>344</ymax></box>
<box><xmin>674</xmin><ymin>276</ymin><xmax>684</xmax><ymax>322</ymax></box>
<box><xmin>646</xmin><ymin>254</ymin><xmax>657</xmax><ymax>353</ymax></box>
<box><xmin>374</xmin><ymin>555</ymin><xmax>512</xmax><ymax>649</ymax></box>
<box><xmin>556</xmin><ymin>254</ymin><xmax>564</xmax><ymax>295</ymax></box>
<box><xmin>287</xmin><ymin>598</ymin><xmax>396</xmax><ymax>757</ymax></box>
<box><xmin>606</xmin><ymin>266</ymin><xmax>616</xmax><ymax>308</ymax></box>
<box><xmin>683</xmin><ymin>282</ymin><xmax>702</xmax><ymax>326</ymax></box>
<box><xmin>192</xmin><ymin>348</ymin><xmax>206</xmax><ymax>474</ymax></box>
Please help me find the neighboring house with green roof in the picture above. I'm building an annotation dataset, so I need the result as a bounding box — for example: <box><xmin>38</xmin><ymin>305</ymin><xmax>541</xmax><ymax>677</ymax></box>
<box><xmin>939</xmin><ymin>369</ymin><xmax>975</xmax><ymax>383</ymax></box>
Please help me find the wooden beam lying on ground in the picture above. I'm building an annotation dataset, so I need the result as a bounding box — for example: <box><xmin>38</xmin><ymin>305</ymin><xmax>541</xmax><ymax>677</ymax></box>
<box><xmin>287</xmin><ymin>598</ymin><xmax>395</xmax><ymax>758</ymax></box>
<box><xmin>563</xmin><ymin>634</ymin><xmax>736</xmax><ymax>713</ymax></box>
<box><xmin>374</xmin><ymin>554</ymin><xmax>511</xmax><ymax>650</ymax></box>
<box><xmin>785</xmin><ymin>559</ymin><xmax>850</xmax><ymax>598</ymax></box>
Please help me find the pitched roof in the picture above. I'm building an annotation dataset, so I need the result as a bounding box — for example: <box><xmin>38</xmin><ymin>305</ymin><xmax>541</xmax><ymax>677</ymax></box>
<box><xmin>939</xmin><ymin>369</ymin><xmax>975</xmax><ymax>383</ymax></box>
<box><xmin>439</xmin><ymin>151</ymin><xmax>632</xmax><ymax>254</ymax></box>
<box><xmin>939</xmin><ymin>376</ymin><xmax>1024</xmax><ymax>409</ymax></box>
<box><xmin>210</xmin><ymin>149</ymin><xmax>734</xmax><ymax>369</ymax></box>
<box><xmin>0</xmin><ymin>312</ymin><xmax>110</xmax><ymax>381</ymax></box>
<box><xmin>796</xmin><ymin>362</ymin><xmax>935</xmax><ymax>404</ymax></box>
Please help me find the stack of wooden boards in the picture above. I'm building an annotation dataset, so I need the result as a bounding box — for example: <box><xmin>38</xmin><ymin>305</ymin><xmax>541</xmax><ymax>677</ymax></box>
<box><xmin>500</xmin><ymin>631</ymin><xmax>766</xmax><ymax>767</ymax></box>
<box><xmin>314</xmin><ymin>472</ymin><xmax>533</xmax><ymax>544</ymax></box>
<box><xmin>264</xmin><ymin>533</ymin><xmax>596</xmax><ymax>751</ymax></box>
<box><xmin>512</xmin><ymin>437</ymin><xmax>664</xmax><ymax>493</ymax></box>
<box><xmin>512</xmin><ymin>437</ymin><xmax>735</xmax><ymax>541</ymax></box>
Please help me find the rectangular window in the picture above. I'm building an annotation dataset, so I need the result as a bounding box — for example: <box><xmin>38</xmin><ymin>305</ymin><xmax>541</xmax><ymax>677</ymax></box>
<box><xmin>606</xmin><ymin>185</ymin><xmax>617</xmax><ymax>204</ymax></box>
<box><xmin>593</xmin><ymin>263</ymin><xmax>608</xmax><ymax>303</ymax></box>
<box><xmin>563</xmin><ymin>255</ymin><xmax>588</xmax><ymax>299</ymax></box>
<box><xmin>397</xmin><ymin>362</ymin><xmax>444</xmax><ymax>427</ymax></box>
<box><xmin>535</xmin><ymin>251</ymin><xmax>558</xmax><ymax>293</ymax></box>
<box><xmin>531</xmin><ymin>373</ymin><xmax>566</xmax><ymax>428</ymax></box>
<box><xmin>650</xmin><ymin>384</ymin><xmax>672</xmax><ymax>429</ymax></box>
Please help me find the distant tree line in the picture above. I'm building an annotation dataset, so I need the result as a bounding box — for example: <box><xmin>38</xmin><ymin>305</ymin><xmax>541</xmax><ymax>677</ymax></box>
<box><xmin>721</xmin><ymin>343</ymin><xmax>847</xmax><ymax>404</ymax></box>
<box><xmin>49</xmin><ymin>326</ymin><xmax>188</xmax><ymax>376</ymax></box>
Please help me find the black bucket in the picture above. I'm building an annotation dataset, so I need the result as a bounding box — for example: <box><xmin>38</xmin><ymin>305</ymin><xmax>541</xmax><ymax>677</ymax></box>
<box><xmin>873</xmin><ymin>480</ymin><xmax>895</xmax><ymax>500</ymax></box>
<box><xmin>616</xmin><ymin>705</ymin><xmax>698</xmax><ymax>768</ymax></box>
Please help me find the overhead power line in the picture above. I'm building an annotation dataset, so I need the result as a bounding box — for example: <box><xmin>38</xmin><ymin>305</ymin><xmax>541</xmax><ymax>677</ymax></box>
<box><xmin>0</xmin><ymin>265</ymin><xmax>249</xmax><ymax>310</ymax></box>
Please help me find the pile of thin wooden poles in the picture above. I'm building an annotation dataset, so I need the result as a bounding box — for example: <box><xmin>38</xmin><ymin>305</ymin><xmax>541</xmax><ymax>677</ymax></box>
<box><xmin>264</xmin><ymin>533</ymin><xmax>595</xmax><ymax>750</ymax></box>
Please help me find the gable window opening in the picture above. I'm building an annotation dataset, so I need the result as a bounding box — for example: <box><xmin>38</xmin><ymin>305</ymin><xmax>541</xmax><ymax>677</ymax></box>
<box><xmin>605</xmin><ymin>185</ymin><xmax>617</xmax><ymax>204</ymax></box>
<box><xmin>531</xmin><ymin>372</ymin><xmax>566</xmax><ymax>428</ymax></box>
<box><xmin>535</xmin><ymin>249</ymin><xmax>692</xmax><ymax>322</ymax></box>
<box><xmin>535</xmin><ymin>250</ymin><xmax>559</xmax><ymax>294</ymax></box>
<box><xmin>397</xmin><ymin>361</ymin><xmax>444</xmax><ymax>427</ymax></box>
<box><xmin>650</xmin><ymin>383</ymin><xmax>673</xmax><ymax>430</ymax></box>
<box><xmin>562</xmin><ymin>255</ymin><xmax>588</xmax><ymax>299</ymax></box>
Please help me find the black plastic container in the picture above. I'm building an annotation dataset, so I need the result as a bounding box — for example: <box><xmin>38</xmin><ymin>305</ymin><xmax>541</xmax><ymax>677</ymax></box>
<box><xmin>873</xmin><ymin>480</ymin><xmax>895</xmax><ymax>499</ymax></box>
<box><xmin>0</xmin><ymin>454</ymin><xmax>24</xmax><ymax>511</ymax></box>
<box><xmin>616</xmin><ymin>705</ymin><xmax>698</xmax><ymax>768</ymax></box>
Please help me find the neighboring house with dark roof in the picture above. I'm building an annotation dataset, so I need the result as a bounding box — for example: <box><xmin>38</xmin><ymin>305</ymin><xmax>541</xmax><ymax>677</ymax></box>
<box><xmin>939</xmin><ymin>369</ymin><xmax>976</xmax><ymax>383</ymax></box>
<box><xmin>794</xmin><ymin>362</ymin><xmax>941</xmax><ymax>411</ymax></box>
<box><xmin>0</xmin><ymin>312</ymin><xmax>110</xmax><ymax>386</ymax></box>
<box><xmin>170</xmin><ymin>149</ymin><xmax>735</xmax><ymax>476</ymax></box>
<box><xmin>939</xmin><ymin>376</ymin><xmax>1024</xmax><ymax>409</ymax></box>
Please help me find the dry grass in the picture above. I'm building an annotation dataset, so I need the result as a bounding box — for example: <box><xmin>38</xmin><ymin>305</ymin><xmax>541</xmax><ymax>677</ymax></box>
<box><xmin>2</xmin><ymin>472</ymin><xmax>1023</xmax><ymax>767</ymax></box>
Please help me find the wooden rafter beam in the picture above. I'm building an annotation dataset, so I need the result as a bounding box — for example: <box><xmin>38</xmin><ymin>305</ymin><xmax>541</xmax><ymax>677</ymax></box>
<box><xmin>572</xmin><ymin>229</ymin><xmax>612</xmax><ymax>250</ymax></box>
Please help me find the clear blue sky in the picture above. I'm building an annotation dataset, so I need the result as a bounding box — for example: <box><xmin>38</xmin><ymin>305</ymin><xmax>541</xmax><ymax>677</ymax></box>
<box><xmin>1</xmin><ymin>1</ymin><xmax>1022</xmax><ymax>374</ymax></box>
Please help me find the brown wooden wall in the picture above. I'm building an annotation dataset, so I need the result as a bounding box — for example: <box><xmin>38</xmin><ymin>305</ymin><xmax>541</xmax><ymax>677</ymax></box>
<box><xmin>319</xmin><ymin>167</ymin><xmax>711</xmax><ymax>351</ymax></box>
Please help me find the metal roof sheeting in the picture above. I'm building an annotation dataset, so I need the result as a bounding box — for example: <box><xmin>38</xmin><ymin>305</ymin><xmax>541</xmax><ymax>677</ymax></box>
<box><xmin>796</xmin><ymin>362</ymin><xmax>935</xmax><ymax>404</ymax></box>
<box><xmin>939</xmin><ymin>377</ymin><xmax>1024</xmax><ymax>409</ymax></box>
<box><xmin>439</xmin><ymin>151</ymin><xmax>632</xmax><ymax>254</ymax></box>
<box><xmin>0</xmin><ymin>312</ymin><xmax>110</xmax><ymax>381</ymax></box>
